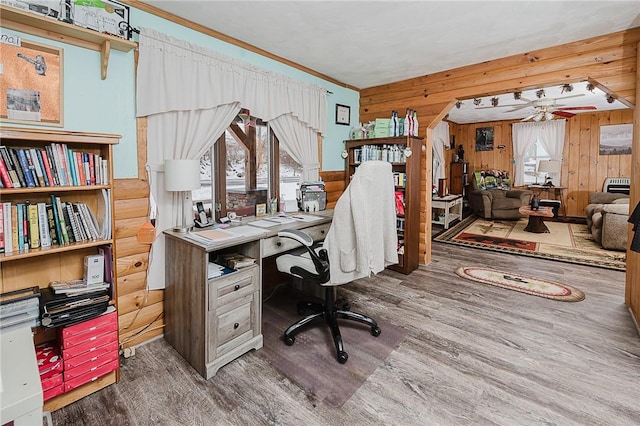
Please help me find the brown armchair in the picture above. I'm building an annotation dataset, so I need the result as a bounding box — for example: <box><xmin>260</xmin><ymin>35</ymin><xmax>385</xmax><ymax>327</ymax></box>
<box><xmin>469</xmin><ymin>170</ymin><xmax>532</xmax><ymax>220</ymax></box>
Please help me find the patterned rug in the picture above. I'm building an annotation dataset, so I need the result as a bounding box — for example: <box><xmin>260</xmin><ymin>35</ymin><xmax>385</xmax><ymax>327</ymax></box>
<box><xmin>455</xmin><ymin>266</ymin><xmax>585</xmax><ymax>302</ymax></box>
<box><xmin>435</xmin><ymin>215</ymin><xmax>626</xmax><ymax>271</ymax></box>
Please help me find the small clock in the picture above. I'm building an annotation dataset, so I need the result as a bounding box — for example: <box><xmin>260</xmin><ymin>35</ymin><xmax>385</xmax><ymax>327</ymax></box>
<box><xmin>335</xmin><ymin>104</ymin><xmax>350</xmax><ymax>125</ymax></box>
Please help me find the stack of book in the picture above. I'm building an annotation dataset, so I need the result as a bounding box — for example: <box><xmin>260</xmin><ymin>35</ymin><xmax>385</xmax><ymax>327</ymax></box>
<box><xmin>218</xmin><ymin>253</ymin><xmax>256</xmax><ymax>270</ymax></box>
<box><xmin>0</xmin><ymin>286</ymin><xmax>40</xmax><ymax>332</ymax></box>
<box><xmin>0</xmin><ymin>192</ymin><xmax>110</xmax><ymax>253</ymax></box>
<box><xmin>0</xmin><ymin>144</ymin><xmax>109</xmax><ymax>189</ymax></box>
<box><xmin>208</xmin><ymin>262</ymin><xmax>232</xmax><ymax>279</ymax></box>
<box><xmin>50</xmin><ymin>279</ymin><xmax>110</xmax><ymax>296</ymax></box>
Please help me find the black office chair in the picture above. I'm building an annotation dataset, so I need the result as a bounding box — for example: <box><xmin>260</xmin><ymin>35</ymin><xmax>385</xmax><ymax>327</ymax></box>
<box><xmin>276</xmin><ymin>161</ymin><xmax>398</xmax><ymax>364</ymax></box>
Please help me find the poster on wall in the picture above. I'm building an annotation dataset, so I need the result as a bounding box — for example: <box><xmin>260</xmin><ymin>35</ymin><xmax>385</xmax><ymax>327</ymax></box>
<box><xmin>599</xmin><ymin>124</ymin><xmax>632</xmax><ymax>155</ymax></box>
<box><xmin>475</xmin><ymin>127</ymin><xmax>494</xmax><ymax>151</ymax></box>
<box><xmin>0</xmin><ymin>32</ymin><xmax>63</xmax><ymax>127</ymax></box>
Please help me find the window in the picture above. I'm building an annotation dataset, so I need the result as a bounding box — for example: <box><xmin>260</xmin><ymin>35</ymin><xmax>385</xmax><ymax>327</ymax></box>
<box><xmin>523</xmin><ymin>138</ymin><xmax>550</xmax><ymax>184</ymax></box>
<box><xmin>192</xmin><ymin>111</ymin><xmax>303</xmax><ymax>222</ymax></box>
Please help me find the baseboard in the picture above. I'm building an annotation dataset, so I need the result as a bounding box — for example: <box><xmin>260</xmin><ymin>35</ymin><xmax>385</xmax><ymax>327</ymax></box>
<box><xmin>629</xmin><ymin>307</ymin><xmax>640</xmax><ymax>337</ymax></box>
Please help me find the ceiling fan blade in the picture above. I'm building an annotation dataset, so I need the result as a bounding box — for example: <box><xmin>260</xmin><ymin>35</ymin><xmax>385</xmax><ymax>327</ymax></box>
<box><xmin>476</xmin><ymin>103</ymin><xmax>529</xmax><ymax>109</ymax></box>
<box><xmin>552</xmin><ymin>110</ymin><xmax>575</xmax><ymax>118</ymax></box>
<box><xmin>557</xmin><ymin>105</ymin><xmax>597</xmax><ymax>111</ymax></box>
<box><xmin>505</xmin><ymin>105</ymin><xmax>532</xmax><ymax>112</ymax></box>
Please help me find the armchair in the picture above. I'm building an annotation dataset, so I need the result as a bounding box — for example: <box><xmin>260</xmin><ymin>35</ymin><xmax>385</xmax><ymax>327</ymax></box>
<box><xmin>469</xmin><ymin>170</ymin><xmax>532</xmax><ymax>219</ymax></box>
<box><xmin>275</xmin><ymin>161</ymin><xmax>398</xmax><ymax>364</ymax></box>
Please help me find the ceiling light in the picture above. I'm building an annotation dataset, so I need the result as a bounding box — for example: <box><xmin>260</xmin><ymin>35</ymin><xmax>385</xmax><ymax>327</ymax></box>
<box><xmin>561</xmin><ymin>84</ymin><xmax>573</xmax><ymax>93</ymax></box>
<box><xmin>513</xmin><ymin>91</ymin><xmax>522</xmax><ymax>100</ymax></box>
<box><xmin>544</xmin><ymin>112</ymin><xmax>554</xmax><ymax>121</ymax></box>
<box><xmin>491</xmin><ymin>97</ymin><xmax>499</xmax><ymax>107</ymax></box>
<box><xmin>473</xmin><ymin>98</ymin><xmax>481</xmax><ymax>106</ymax></box>
<box><xmin>606</xmin><ymin>94</ymin><xmax>615</xmax><ymax>104</ymax></box>
<box><xmin>533</xmin><ymin>113</ymin><xmax>543</xmax><ymax>122</ymax></box>
<box><xmin>586</xmin><ymin>83</ymin><xmax>595</xmax><ymax>92</ymax></box>
<box><xmin>536</xmin><ymin>89</ymin><xmax>545</xmax><ymax>99</ymax></box>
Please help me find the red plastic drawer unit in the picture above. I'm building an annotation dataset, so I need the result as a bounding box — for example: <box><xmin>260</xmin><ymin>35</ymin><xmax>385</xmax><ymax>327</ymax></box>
<box><xmin>63</xmin><ymin>359</ymin><xmax>119</xmax><ymax>392</ymax></box>
<box><xmin>35</xmin><ymin>342</ymin><xmax>63</xmax><ymax>380</ymax></box>
<box><xmin>43</xmin><ymin>383</ymin><xmax>65</xmax><ymax>401</ymax></box>
<box><xmin>63</xmin><ymin>340</ymin><xmax>119</xmax><ymax>370</ymax></box>
<box><xmin>40</xmin><ymin>373</ymin><xmax>63</xmax><ymax>392</ymax></box>
<box><xmin>59</xmin><ymin>310</ymin><xmax>118</xmax><ymax>349</ymax></box>
<box><xmin>61</xmin><ymin>330</ymin><xmax>118</xmax><ymax>360</ymax></box>
<box><xmin>63</xmin><ymin>350</ymin><xmax>119</xmax><ymax>381</ymax></box>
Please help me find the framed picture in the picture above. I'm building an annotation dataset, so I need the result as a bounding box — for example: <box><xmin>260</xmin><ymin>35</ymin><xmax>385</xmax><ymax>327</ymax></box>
<box><xmin>335</xmin><ymin>104</ymin><xmax>350</xmax><ymax>125</ymax></box>
<box><xmin>599</xmin><ymin>124</ymin><xmax>632</xmax><ymax>155</ymax></box>
<box><xmin>255</xmin><ymin>203</ymin><xmax>267</xmax><ymax>217</ymax></box>
<box><xmin>0</xmin><ymin>36</ymin><xmax>63</xmax><ymax>126</ymax></box>
<box><xmin>475</xmin><ymin>127</ymin><xmax>494</xmax><ymax>151</ymax></box>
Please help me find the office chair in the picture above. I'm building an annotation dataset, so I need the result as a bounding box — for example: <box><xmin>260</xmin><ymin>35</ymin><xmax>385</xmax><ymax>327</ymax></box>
<box><xmin>276</xmin><ymin>161</ymin><xmax>398</xmax><ymax>364</ymax></box>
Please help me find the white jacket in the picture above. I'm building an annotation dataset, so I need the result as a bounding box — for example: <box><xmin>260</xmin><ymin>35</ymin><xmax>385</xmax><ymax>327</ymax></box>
<box><xmin>323</xmin><ymin>161</ymin><xmax>399</xmax><ymax>285</ymax></box>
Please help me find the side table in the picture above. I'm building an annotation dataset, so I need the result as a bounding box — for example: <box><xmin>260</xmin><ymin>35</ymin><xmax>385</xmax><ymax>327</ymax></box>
<box><xmin>432</xmin><ymin>194</ymin><xmax>463</xmax><ymax>229</ymax></box>
<box><xmin>527</xmin><ymin>185</ymin><xmax>567</xmax><ymax>216</ymax></box>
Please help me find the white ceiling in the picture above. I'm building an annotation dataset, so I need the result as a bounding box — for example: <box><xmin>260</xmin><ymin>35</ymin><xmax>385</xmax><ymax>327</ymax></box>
<box><xmin>140</xmin><ymin>1</ymin><xmax>639</xmax><ymax>121</ymax></box>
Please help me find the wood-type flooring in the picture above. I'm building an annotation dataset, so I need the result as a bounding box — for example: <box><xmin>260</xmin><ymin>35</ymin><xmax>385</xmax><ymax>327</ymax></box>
<box><xmin>52</xmin><ymin>243</ymin><xmax>640</xmax><ymax>425</ymax></box>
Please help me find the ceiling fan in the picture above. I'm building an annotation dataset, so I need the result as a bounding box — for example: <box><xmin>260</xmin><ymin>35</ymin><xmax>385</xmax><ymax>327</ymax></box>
<box><xmin>477</xmin><ymin>93</ymin><xmax>597</xmax><ymax>121</ymax></box>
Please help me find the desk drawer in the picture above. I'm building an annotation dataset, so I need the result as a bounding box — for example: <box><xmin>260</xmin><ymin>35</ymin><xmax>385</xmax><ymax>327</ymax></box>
<box><xmin>261</xmin><ymin>222</ymin><xmax>330</xmax><ymax>257</ymax></box>
<box><xmin>215</xmin><ymin>299</ymin><xmax>253</xmax><ymax>354</ymax></box>
<box><xmin>209</xmin><ymin>265</ymin><xmax>259</xmax><ymax>310</ymax></box>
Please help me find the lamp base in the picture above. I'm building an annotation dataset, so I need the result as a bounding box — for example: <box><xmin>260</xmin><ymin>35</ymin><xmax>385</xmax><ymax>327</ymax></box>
<box><xmin>173</xmin><ymin>225</ymin><xmax>191</xmax><ymax>233</ymax></box>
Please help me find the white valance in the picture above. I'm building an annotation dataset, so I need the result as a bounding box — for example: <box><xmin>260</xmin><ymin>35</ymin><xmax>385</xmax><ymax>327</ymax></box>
<box><xmin>136</xmin><ymin>27</ymin><xmax>327</xmax><ymax>134</ymax></box>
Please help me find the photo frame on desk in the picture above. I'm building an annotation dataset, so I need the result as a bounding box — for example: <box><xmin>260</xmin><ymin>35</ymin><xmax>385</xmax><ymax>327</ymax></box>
<box><xmin>255</xmin><ymin>203</ymin><xmax>267</xmax><ymax>217</ymax></box>
<box><xmin>0</xmin><ymin>36</ymin><xmax>63</xmax><ymax>127</ymax></box>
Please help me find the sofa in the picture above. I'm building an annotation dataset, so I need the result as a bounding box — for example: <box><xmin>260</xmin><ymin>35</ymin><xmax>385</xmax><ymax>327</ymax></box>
<box><xmin>469</xmin><ymin>170</ymin><xmax>532</xmax><ymax>220</ymax></box>
<box><xmin>585</xmin><ymin>192</ymin><xmax>630</xmax><ymax>250</ymax></box>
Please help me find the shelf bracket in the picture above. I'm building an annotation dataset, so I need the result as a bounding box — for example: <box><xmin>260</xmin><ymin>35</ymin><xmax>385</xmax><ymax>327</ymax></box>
<box><xmin>101</xmin><ymin>40</ymin><xmax>111</xmax><ymax>80</ymax></box>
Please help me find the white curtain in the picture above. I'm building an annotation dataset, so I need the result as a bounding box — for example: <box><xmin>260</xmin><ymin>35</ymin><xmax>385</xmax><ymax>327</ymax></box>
<box><xmin>270</xmin><ymin>114</ymin><xmax>320</xmax><ymax>182</ymax></box>
<box><xmin>537</xmin><ymin>119</ymin><xmax>566</xmax><ymax>161</ymax></box>
<box><xmin>137</xmin><ymin>28</ymin><xmax>327</xmax><ymax>290</ymax></box>
<box><xmin>145</xmin><ymin>104</ymin><xmax>240</xmax><ymax>290</ymax></box>
<box><xmin>432</xmin><ymin>121</ymin><xmax>449</xmax><ymax>185</ymax></box>
<box><xmin>512</xmin><ymin>122</ymin><xmax>540</xmax><ymax>186</ymax></box>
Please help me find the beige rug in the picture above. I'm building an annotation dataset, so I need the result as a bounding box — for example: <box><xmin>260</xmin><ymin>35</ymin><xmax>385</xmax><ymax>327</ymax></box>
<box><xmin>435</xmin><ymin>216</ymin><xmax>626</xmax><ymax>271</ymax></box>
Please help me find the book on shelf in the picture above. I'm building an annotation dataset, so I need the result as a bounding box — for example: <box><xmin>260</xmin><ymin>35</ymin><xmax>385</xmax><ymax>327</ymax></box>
<box><xmin>0</xmin><ymin>146</ymin><xmax>20</xmax><ymax>188</ymax></box>
<box><xmin>52</xmin><ymin>196</ymin><xmax>69</xmax><ymax>245</ymax></box>
<box><xmin>33</xmin><ymin>149</ymin><xmax>49</xmax><ymax>187</ymax></box>
<box><xmin>44</xmin><ymin>145</ymin><xmax>60</xmax><ymax>186</ymax></box>
<box><xmin>10</xmin><ymin>205</ymin><xmax>18</xmax><ymax>252</ymax></box>
<box><xmin>50</xmin><ymin>279</ymin><xmax>110</xmax><ymax>295</ymax></box>
<box><xmin>26</xmin><ymin>149</ymin><xmax>44</xmax><ymax>187</ymax></box>
<box><xmin>0</xmin><ymin>153</ymin><xmax>12</xmax><ymax>188</ymax></box>
<box><xmin>7</xmin><ymin>148</ymin><xmax>27</xmax><ymax>187</ymax></box>
<box><xmin>46</xmin><ymin>203</ymin><xmax>61</xmax><ymax>247</ymax></box>
<box><xmin>60</xmin><ymin>200</ymin><xmax>76</xmax><ymax>243</ymax></box>
<box><xmin>16</xmin><ymin>149</ymin><xmax>36</xmax><ymax>187</ymax></box>
<box><xmin>27</xmin><ymin>203</ymin><xmax>40</xmax><ymax>249</ymax></box>
<box><xmin>37</xmin><ymin>202</ymin><xmax>52</xmax><ymax>248</ymax></box>
<box><xmin>16</xmin><ymin>203</ymin><xmax>26</xmax><ymax>251</ymax></box>
<box><xmin>0</xmin><ymin>204</ymin><xmax>4</xmax><ymax>253</ymax></box>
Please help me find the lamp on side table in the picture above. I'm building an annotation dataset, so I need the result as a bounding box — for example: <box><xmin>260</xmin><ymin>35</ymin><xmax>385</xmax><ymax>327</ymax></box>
<box><xmin>164</xmin><ymin>159</ymin><xmax>201</xmax><ymax>233</ymax></box>
<box><xmin>537</xmin><ymin>160</ymin><xmax>561</xmax><ymax>187</ymax></box>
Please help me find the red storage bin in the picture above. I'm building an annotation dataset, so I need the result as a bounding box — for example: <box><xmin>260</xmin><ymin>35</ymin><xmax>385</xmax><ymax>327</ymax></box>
<box><xmin>43</xmin><ymin>383</ymin><xmax>65</xmax><ymax>401</ymax></box>
<box><xmin>64</xmin><ymin>359</ymin><xmax>119</xmax><ymax>392</ymax></box>
<box><xmin>61</xmin><ymin>330</ymin><xmax>118</xmax><ymax>360</ymax></box>
<box><xmin>59</xmin><ymin>310</ymin><xmax>118</xmax><ymax>349</ymax></box>
<box><xmin>63</xmin><ymin>350</ymin><xmax>119</xmax><ymax>381</ymax></box>
<box><xmin>40</xmin><ymin>372</ymin><xmax>63</xmax><ymax>392</ymax></box>
<box><xmin>35</xmin><ymin>342</ymin><xmax>63</xmax><ymax>379</ymax></box>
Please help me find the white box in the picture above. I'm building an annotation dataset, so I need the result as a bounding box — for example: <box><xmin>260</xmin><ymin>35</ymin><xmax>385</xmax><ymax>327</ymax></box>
<box><xmin>83</xmin><ymin>254</ymin><xmax>104</xmax><ymax>285</ymax></box>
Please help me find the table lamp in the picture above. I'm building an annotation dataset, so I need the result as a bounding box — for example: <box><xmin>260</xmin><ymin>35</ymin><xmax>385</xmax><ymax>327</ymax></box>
<box><xmin>537</xmin><ymin>160</ymin><xmax>561</xmax><ymax>187</ymax></box>
<box><xmin>164</xmin><ymin>159</ymin><xmax>201</xmax><ymax>233</ymax></box>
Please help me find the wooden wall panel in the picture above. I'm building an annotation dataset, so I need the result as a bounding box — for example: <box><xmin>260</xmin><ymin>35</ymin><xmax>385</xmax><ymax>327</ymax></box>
<box><xmin>447</xmin><ymin>110</ymin><xmax>633</xmax><ymax>216</ymax></box>
<box><xmin>361</xmin><ymin>28</ymin><xmax>639</xmax><ymax>267</ymax></box>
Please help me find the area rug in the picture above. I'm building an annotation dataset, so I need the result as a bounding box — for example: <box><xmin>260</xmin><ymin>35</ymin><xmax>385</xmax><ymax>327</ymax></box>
<box><xmin>259</xmin><ymin>291</ymin><xmax>407</xmax><ymax>408</ymax></box>
<box><xmin>455</xmin><ymin>266</ymin><xmax>585</xmax><ymax>302</ymax></box>
<box><xmin>434</xmin><ymin>215</ymin><xmax>626</xmax><ymax>271</ymax></box>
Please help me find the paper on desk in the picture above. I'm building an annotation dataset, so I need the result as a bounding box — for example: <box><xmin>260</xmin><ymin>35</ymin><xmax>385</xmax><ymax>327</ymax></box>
<box><xmin>225</xmin><ymin>225</ymin><xmax>268</xmax><ymax>237</ymax></box>
<box><xmin>248</xmin><ymin>219</ymin><xmax>281</xmax><ymax>228</ymax></box>
<box><xmin>184</xmin><ymin>229</ymin><xmax>238</xmax><ymax>245</ymax></box>
<box><xmin>264</xmin><ymin>216</ymin><xmax>297</xmax><ymax>224</ymax></box>
<box><xmin>290</xmin><ymin>214</ymin><xmax>323</xmax><ymax>222</ymax></box>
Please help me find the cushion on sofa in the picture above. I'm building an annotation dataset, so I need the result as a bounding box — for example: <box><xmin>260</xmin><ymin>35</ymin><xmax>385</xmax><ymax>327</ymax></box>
<box><xmin>589</xmin><ymin>192</ymin><xmax>628</xmax><ymax>204</ymax></box>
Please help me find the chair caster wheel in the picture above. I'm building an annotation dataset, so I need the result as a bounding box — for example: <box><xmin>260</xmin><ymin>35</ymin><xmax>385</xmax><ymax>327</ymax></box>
<box><xmin>337</xmin><ymin>351</ymin><xmax>348</xmax><ymax>364</ymax></box>
<box><xmin>284</xmin><ymin>335</ymin><xmax>295</xmax><ymax>346</ymax></box>
<box><xmin>371</xmin><ymin>326</ymin><xmax>381</xmax><ymax>337</ymax></box>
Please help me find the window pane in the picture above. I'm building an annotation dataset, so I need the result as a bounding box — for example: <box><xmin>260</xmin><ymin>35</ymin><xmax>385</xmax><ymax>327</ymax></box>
<box><xmin>523</xmin><ymin>138</ymin><xmax>550</xmax><ymax>184</ymax></box>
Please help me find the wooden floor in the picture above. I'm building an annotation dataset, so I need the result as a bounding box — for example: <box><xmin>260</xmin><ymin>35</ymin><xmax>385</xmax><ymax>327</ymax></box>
<box><xmin>52</xmin><ymin>243</ymin><xmax>640</xmax><ymax>425</ymax></box>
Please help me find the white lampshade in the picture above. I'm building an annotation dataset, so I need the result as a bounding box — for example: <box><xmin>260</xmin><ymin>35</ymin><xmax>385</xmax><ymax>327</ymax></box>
<box><xmin>537</xmin><ymin>160</ymin><xmax>561</xmax><ymax>174</ymax></box>
<box><xmin>164</xmin><ymin>159</ymin><xmax>201</xmax><ymax>192</ymax></box>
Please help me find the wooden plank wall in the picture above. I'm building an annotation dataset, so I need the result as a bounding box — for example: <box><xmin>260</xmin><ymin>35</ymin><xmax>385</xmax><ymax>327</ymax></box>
<box><xmin>360</xmin><ymin>28</ymin><xmax>639</xmax><ymax>327</ymax></box>
<box><xmin>627</xmin><ymin>43</ymin><xmax>640</xmax><ymax>332</ymax></box>
<box><xmin>448</xmin><ymin>109</ymin><xmax>634</xmax><ymax>217</ymax></box>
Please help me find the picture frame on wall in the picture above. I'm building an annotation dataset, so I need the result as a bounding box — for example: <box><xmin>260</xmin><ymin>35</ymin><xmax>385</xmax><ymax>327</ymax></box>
<box><xmin>475</xmin><ymin>127</ymin><xmax>494</xmax><ymax>151</ymax></box>
<box><xmin>335</xmin><ymin>104</ymin><xmax>350</xmax><ymax>125</ymax></box>
<box><xmin>0</xmin><ymin>35</ymin><xmax>63</xmax><ymax>127</ymax></box>
<box><xmin>599</xmin><ymin>123</ymin><xmax>632</xmax><ymax>155</ymax></box>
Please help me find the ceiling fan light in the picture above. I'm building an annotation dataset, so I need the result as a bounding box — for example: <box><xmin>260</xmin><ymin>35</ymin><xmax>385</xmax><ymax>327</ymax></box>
<box><xmin>533</xmin><ymin>113</ymin><xmax>543</xmax><ymax>122</ymax></box>
<box><xmin>544</xmin><ymin>112</ymin><xmax>554</xmax><ymax>121</ymax></box>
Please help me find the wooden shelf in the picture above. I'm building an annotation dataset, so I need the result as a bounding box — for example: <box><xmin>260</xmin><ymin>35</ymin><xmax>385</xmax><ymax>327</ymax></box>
<box><xmin>0</xmin><ymin>5</ymin><xmax>137</xmax><ymax>79</ymax></box>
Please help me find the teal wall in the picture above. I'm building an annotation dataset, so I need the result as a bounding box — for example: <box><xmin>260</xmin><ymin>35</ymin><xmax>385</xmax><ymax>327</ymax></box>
<box><xmin>1</xmin><ymin>7</ymin><xmax>359</xmax><ymax>177</ymax></box>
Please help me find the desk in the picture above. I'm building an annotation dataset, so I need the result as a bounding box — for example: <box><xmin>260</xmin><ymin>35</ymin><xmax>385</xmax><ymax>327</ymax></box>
<box><xmin>163</xmin><ymin>211</ymin><xmax>332</xmax><ymax>379</ymax></box>
<box><xmin>528</xmin><ymin>185</ymin><xmax>566</xmax><ymax>216</ymax></box>
<box><xmin>432</xmin><ymin>195</ymin><xmax>463</xmax><ymax>229</ymax></box>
